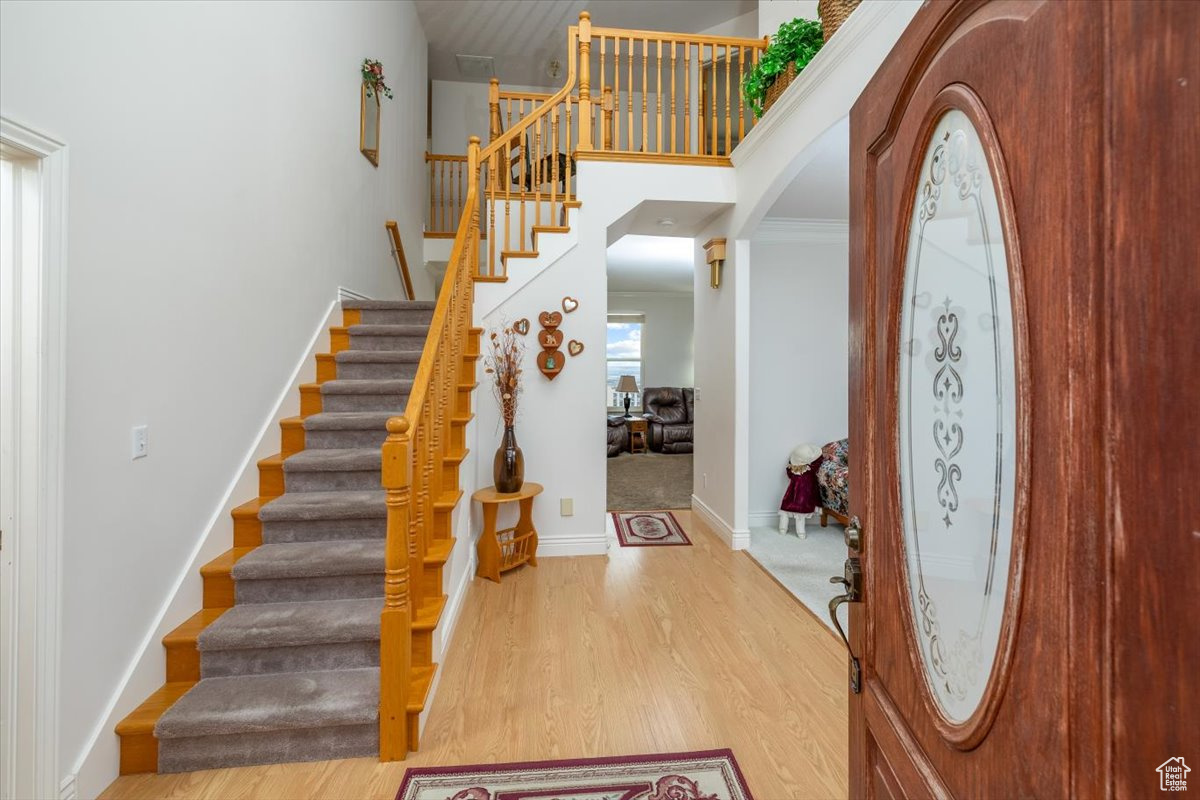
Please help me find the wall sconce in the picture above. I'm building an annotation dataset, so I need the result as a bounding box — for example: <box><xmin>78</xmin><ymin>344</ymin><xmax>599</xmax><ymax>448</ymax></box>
<box><xmin>703</xmin><ymin>238</ymin><xmax>727</xmax><ymax>289</ymax></box>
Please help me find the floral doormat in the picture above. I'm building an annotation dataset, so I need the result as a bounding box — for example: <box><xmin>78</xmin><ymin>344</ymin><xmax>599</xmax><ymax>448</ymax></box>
<box><xmin>396</xmin><ymin>749</ymin><xmax>753</xmax><ymax>800</ymax></box>
<box><xmin>612</xmin><ymin>511</ymin><xmax>692</xmax><ymax>547</ymax></box>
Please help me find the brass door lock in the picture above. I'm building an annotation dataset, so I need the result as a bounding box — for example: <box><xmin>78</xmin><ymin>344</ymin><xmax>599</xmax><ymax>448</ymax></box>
<box><xmin>829</xmin><ymin>555</ymin><xmax>863</xmax><ymax>693</ymax></box>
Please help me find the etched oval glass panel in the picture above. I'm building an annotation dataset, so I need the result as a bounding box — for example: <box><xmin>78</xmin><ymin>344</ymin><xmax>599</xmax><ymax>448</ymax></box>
<box><xmin>897</xmin><ymin>108</ymin><xmax>1018</xmax><ymax>724</ymax></box>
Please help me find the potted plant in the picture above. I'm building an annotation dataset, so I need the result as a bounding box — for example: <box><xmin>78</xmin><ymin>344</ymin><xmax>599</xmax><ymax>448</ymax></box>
<box><xmin>741</xmin><ymin>18</ymin><xmax>824</xmax><ymax>118</ymax></box>
<box><xmin>484</xmin><ymin>323</ymin><xmax>526</xmax><ymax>493</ymax></box>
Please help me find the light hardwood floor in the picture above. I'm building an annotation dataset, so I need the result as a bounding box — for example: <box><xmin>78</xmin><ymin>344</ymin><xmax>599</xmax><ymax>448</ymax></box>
<box><xmin>101</xmin><ymin>511</ymin><xmax>848</xmax><ymax>800</ymax></box>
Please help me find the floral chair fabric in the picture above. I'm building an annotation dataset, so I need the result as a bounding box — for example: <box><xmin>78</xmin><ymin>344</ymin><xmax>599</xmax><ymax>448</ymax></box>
<box><xmin>817</xmin><ymin>438</ymin><xmax>849</xmax><ymax>514</ymax></box>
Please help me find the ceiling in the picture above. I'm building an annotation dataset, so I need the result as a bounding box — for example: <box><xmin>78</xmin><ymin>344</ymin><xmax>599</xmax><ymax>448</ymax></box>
<box><xmin>762</xmin><ymin>116</ymin><xmax>850</xmax><ymax>220</ymax></box>
<box><xmin>415</xmin><ymin>0</ymin><xmax>756</xmax><ymax>87</ymax></box>
<box><xmin>607</xmin><ymin>235</ymin><xmax>695</xmax><ymax>293</ymax></box>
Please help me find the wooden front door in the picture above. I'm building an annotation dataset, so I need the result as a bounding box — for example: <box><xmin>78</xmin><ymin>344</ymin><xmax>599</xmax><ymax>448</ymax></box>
<box><xmin>846</xmin><ymin>1</ymin><xmax>1199</xmax><ymax>797</ymax></box>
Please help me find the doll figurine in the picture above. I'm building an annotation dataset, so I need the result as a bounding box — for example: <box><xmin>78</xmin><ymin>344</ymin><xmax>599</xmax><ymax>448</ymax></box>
<box><xmin>779</xmin><ymin>443</ymin><xmax>823</xmax><ymax>537</ymax></box>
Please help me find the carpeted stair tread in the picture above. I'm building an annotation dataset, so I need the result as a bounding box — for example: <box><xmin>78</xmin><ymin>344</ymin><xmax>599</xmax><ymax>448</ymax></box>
<box><xmin>154</xmin><ymin>667</ymin><xmax>378</xmax><ymax>739</ymax></box>
<box><xmin>334</xmin><ymin>350</ymin><xmax>423</xmax><ymax>364</ymax></box>
<box><xmin>282</xmin><ymin>447</ymin><xmax>381</xmax><ymax>473</ymax></box>
<box><xmin>302</xmin><ymin>411</ymin><xmax>394</xmax><ymax>431</ymax></box>
<box><xmin>198</xmin><ymin>597</ymin><xmax>381</xmax><ymax>651</ymax></box>
<box><xmin>341</xmin><ymin>299</ymin><xmax>435</xmax><ymax>311</ymax></box>
<box><xmin>319</xmin><ymin>379</ymin><xmax>413</xmax><ymax>395</ymax></box>
<box><xmin>258</xmin><ymin>490</ymin><xmax>386</xmax><ymax>522</ymax></box>
<box><xmin>230</xmin><ymin>539</ymin><xmax>384</xmax><ymax>580</ymax></box>
<box><xmin>347</xmin><ymin>324</ymin><xmax>429</xmax><ymax>336</ymax></box>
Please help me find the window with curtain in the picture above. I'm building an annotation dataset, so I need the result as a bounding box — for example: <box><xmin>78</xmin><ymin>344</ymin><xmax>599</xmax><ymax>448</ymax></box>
<box><xmin>607</xmin><ymin>314</ymin><xmax>644</xmax><ymax>411</ymax></box>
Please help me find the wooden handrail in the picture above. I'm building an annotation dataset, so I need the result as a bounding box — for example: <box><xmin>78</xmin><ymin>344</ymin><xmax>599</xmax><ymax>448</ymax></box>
<box><xmin>385</xmin><ymin>221</ymin><xmax>415</xmax><ymax>301</ymax></box>
<box><xmin>380</xmin><ymin>136</ymin><xmax>481</xmax><ymax>760</ymax></box>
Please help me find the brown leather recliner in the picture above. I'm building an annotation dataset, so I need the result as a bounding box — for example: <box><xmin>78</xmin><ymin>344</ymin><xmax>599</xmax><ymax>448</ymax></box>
<box><xmin>642</xmin><ymin>387</ymin><xmax>694</xmax><ymax>453</ymax></box>
<box><xmin>606</xmin><ymin>416</ymin><xmax>629</xmax><ymax>457</ymax></box>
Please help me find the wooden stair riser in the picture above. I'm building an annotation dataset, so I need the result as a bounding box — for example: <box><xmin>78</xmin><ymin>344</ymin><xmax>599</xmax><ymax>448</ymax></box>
<box><xmin>257</xmin><ymin>455</ymin><xmax>285</xmax><ymax>499</ymax></box>
<box><xmin>315</xmin><ymin>353</ymin><xmax>338</xmax><ymax>383</ymax></box>
<box><xmin>280</xmin><ymin>417</ymin><xmax>305</xmax><ymax>457</ymax></box>
<box><xmin>329</xmin><ymin>326</ymin><xmax>351</xmax><ymax>353</ymax></box>
<box><xmin>455</xmin><ymin>383</ymin><xmax>478</xmax><ymax>416</ymax></box>
<box><xmin>342</xmin><ymin>308</ymin><xmax>363</xmax><ymax>327</ymax></box>
<box><xmin>420</xmin><ymin>564</ymin><xmax>445</xmax><ymax>600</ymax></box>
<box><xmin>412</xmin><ymin>628</ymin><xmax>434</xmax><ymax>668</ymax></box>
<box><xmin>300</xmin><ymin>383</ymin><xmax>323</xmax><ymax>416</ymax></box>
<box><xmin>199</xmin><ymin>548</ymin><xmax>252</xmax><ymax>609</ymax></box>
<box><xmin>232</xmin><ymin>499</ymin><xmax>264</xmax><ymax>548</ymax></box>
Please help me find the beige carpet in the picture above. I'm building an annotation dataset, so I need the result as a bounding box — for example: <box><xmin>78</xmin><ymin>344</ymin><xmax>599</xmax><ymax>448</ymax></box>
<box><xmin>606</xmin><ymin>452</ymin><xmax>693</xmax><ymax>511</ymax></box>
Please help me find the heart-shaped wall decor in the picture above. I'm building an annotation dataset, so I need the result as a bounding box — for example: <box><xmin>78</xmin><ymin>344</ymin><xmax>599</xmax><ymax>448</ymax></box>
<box><xmin>561</xmin><ymin>296</ymin><xmax>579</xmax><ymax>313</ymax></box>
<box><xmin>536</xmin><ymin>349</ymin><xmax>564</xmax><ymax>379</ymax></box>
<box><xmin>512</xmin><ymin>318</ymin><xmax>530</xmax><ymax>335</ymax></box>
<box><xmin>540</xmin><ymin>329</ymin><xmax>564</xmax><ymax>349</ymax></box>
<box><xmin>538</xmin><ymin>310</ymin><xmax>563</xmax><ymax>329</ymax></box>
<box><xmin>568</xmin><ymin>339</ymin><xmax>584</xmax><ymax>356</ymax></box>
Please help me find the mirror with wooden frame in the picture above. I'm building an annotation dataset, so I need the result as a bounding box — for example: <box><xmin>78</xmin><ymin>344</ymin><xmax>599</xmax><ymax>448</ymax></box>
<box><xmin>360</xmin><ymin>83</ymin><xmax>380</xmax><ymax>166</ymax></box>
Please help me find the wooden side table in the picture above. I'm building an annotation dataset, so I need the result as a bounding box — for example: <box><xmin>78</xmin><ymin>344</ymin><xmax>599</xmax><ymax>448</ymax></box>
<box><xmin>473</xmin><ymin>482</ymin><xmax>543</xmax><ymax>583</ymax></box>
<box><xmin>627</xmin><ymin>417</ymin><xmax>648</xmax><ymax>454</ymax></box>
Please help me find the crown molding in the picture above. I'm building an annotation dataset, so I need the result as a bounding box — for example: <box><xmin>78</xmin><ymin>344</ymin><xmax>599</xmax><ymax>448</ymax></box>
<box><xmin>753</xmin><ymin>218</ymin><xmax>849</xmax><ymax>244</ymax></box>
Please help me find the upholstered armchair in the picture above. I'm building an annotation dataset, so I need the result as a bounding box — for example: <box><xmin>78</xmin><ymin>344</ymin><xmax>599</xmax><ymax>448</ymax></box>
<box><xmin>606</xmin><ymin>416</ymin><xmax>630</xmax><ymax>457</ymax></box>
<box><xmin>641</xmin><ymin>387</ymin><xmax>694</xmax><ymax>453</ymax></box>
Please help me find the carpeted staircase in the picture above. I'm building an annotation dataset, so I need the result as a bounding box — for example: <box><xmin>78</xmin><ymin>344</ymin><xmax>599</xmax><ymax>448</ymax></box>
<box><xmin>138</xmin><ymin>300</ymin><xmax>440</xmax><ymax>773</ymax></box>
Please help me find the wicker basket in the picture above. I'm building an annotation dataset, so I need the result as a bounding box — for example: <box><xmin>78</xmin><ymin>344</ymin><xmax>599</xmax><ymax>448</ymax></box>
<box><xmin>763</xmin><ymin>62</ymin><xmax>798</xmax><ymax>115</ymax></box>
<box><xmin>818</xmin><ymin>0</ymin><xmax>862</xmax><ymax>42</ymax></box>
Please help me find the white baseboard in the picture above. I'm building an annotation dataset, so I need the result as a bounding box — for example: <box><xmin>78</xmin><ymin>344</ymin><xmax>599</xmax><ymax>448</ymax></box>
<box><xmin>748</xmin><ymin>510</ymin><xmax>781</xmax><ymax>528</ymax></box>
<box><xmin>58</xmin><ymin>774</ymin><xmax>77</xmax><ymax>800</ymax></box>
<box><xmin>420</xmin><ymin>545</ymin><xmax>477</xmax><ymax>738</ymax></box>
<box><xmin>70</xmin><ymin>294</ymin><xmax>348</xmax><ymax>798</ymax></box>
<box><xmin>692</xmin><ymin>495</ymin><xmax>750</xmax><ymax>550</ymax></box>
<box><xmin>537</xmin><ymin>533</ymin><xmax>610</xmax><ymax>557</ymax></box>
<box><xmin>337</xmin><ymin>285</ymin><xmax>373</xmax><ymax>301</ymax></box>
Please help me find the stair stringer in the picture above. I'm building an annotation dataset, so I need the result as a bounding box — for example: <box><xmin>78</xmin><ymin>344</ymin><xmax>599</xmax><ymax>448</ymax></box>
<box><xmin>476</xmin><ymin>224</ymin><xmax>578</xmax><ymax>318</ymax></box>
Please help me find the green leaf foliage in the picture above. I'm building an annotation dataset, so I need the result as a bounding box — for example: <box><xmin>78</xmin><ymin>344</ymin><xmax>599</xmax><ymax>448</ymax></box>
<box><xmin>741</xmin><ymin>18</ymin><xmax>824</xmax><ymax>118</ymax></box>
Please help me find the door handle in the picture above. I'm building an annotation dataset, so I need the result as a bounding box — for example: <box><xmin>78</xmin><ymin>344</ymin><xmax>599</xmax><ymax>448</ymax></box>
<box><xmin>829</xmin><ymin>557</ymin><xmax>863</xmax><ymax>693</ymax></box>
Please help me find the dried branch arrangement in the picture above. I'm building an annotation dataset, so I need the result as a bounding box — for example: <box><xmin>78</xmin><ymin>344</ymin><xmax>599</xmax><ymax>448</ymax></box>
<box><xmin>484</xmin><ymin>323</ymin><xmax>526</xmax><ymax>426</ymax></box>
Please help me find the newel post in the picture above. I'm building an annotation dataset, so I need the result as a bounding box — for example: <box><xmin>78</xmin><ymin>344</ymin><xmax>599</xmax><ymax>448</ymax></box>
<box><xmin>488</xmin><ymin>78</ymin><xmax>501</xmax><ymax>143</ymax></box>
<box><xmin>577</xmin><ymin>11</ymin><xmax>593</xmax><ymax>151</ymax></box>
<box><xmin>468</xmin><ymin>135</ymin><xmax>481</xmax><ymax>271</ymax></box>
<box><xmin>379</xmin><ymin>415</ymin><xmax>413</xmax><ymax>761</ymax></box>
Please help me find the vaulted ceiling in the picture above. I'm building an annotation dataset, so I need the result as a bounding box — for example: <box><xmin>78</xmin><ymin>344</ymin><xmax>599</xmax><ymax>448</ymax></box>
<box><xmin>415</xmin><ymin>0</ymin><xmax>757</xmax><ymax>87</ymax></box>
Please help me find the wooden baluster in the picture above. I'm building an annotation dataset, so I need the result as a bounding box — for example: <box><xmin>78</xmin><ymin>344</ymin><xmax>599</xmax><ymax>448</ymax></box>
<box><xmin>565</xmin><ymin>98</ymin><xmax>574</xmax><ymax>202</ymax></box>
<box><xmin>627</xmin><ymin>36</ymin><xmax>633</xmax><ymax>150</ymax></box>
<box><xmin>577</xmin><ymin>11</ymin><xmax>592</xmax><ymax>151</ymax></box>
<box><xmin>468</xmin><ymin>137</ymin><xmax>479</xmax><ymax>273</ymax></box>
<box><xmin>684</xmin><ymin>43</ymin><xmax>691</xmax><ymax>154</ymax></box>
<box><xmin>738</xmin><ymin>46</ymin><xmax>746</xmax><ymax>143</ymax></box>
<box><xmin>488</xmin><ymin>78</ymin><xmax>500</xmax><ymax>143</ymax></box>
<box><xmin>613</xmin><ymin>36</ymin><xmax>620</xmax><ymax>149</ymax></box>
<box><xmin>487</xmin><ymin>151</ymin><xmax>497</xmax><ymax>275</ymax></box>
<box><xmin>534</xmin><ymin>115</ymin><xmax>543</xmax><ymax>230</ymax></box>
<box><xmin>710</xmin><ymin>44</ymin><xmax>718</xmax><ymax>156</ymax></box>
<box><xmin>504</xmin><ymin>141</ymin><xmax>511</xmax><ymax>258</ymax></box>
<box><xmin>519</xmin><ymin>136</ymin><xmax>527</xmax><ymax>247</ymax></box>
<box><xmin>458</xmin><ymin>159</ymin><xmax>464</xmax><ymax>223</ymax></box>
<box><xmin>379</xmin><ymin>415</ymin><xmax>412</xmax><ymax>760</ymax></box>
<box><xmin>550</xmin><ymin>104</ymin><xmax>559</xmax><ymax>223</ymax></box>
<box><xmin>640</xmin><ymin>38</ymin><xmax>648</xmax><ymax>153</ymax></box>
<box><xmin>724</xmin><ymin>45</ymin><xmax>732</xmax><ymax>156</ymax></box>
<box><xmin>670</xmin><ymin>42</ymin><xmax>677</xmax><ymax>154</ymax></box>
<box><xmin>655</xmin><ymin>39</ymin><xmax>663</xmax><ymax>153</ymax></box>
<box><xmin>599</xmin><ymin>34</ymin><xmax>607</xmax><ymax>142</ymax></box>
<box><xmin>603</xmin><ymin>87</ymin><xmax>613</xmax><ymax>150</ymax></box>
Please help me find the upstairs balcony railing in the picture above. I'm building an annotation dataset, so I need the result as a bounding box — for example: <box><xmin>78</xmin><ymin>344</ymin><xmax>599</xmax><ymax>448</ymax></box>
<box><xmin>425</xmin><ymin>13</ymin><xmax>768</xmax><ymax>247</ymax></box>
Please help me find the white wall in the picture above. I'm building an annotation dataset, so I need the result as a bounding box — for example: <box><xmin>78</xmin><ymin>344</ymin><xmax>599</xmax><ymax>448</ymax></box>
<box><xmin>606</xmin><ymin>292</ymin><xmax>694</xmax><ymax>394</ymax></box>
<box><xmin>0</xmin><ymin>1</ymin><xmax>428</xmax><ymax>794</ymax></box>
<box><xmin>748</xmin><ymin>230</ymin><xmax>849</xmax><ymax>523</ymax></box>
<box><xmin>474</xmin><ymin>161</ymin><xmax>734</xmax><ymax>557</ymax></box>
<box><xmin>430</xmin><ymin>79</ymin><xmax>558</xmax><ymax>156</ymax></box>
<box><xmin>758</xmin><ymin>0</ymin><xmax>820</xmax><ymax>37</ymax></box>
<box><xmin>691</xmin><ymin>220</ymin><xmax>751</xmax><ymax>548</ymax></box>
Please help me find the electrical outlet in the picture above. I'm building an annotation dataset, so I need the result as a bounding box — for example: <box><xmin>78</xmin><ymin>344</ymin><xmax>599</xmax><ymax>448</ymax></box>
<box><xmin>560</xmin><ymin>497</ymin><xmax>574</xmax><ymax>516</ymax></box>
<box><xmin>131</xmin><ymin>425</ymin><xmax>148</xmax><ymax>459</ymax></box>
<box><xmin>703</xmin><ymin>472</ymin><xmax>708</xmax><ymax>488</ymax></box>
<box><xmin>694</xmin><ymin>387</ymin><xmax>701</xmax><ymax>401</ymax></box>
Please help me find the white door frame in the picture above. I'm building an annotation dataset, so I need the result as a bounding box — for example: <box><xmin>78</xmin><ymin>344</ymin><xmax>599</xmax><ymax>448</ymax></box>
<box><xmin>0</xmin><ymin>116</ymin><xmax>68</xmax><ymax>800</ymax></box>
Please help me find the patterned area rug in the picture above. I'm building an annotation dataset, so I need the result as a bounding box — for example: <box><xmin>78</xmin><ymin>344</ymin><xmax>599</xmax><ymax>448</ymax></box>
<box><xmin>396</xmin><ymin>749</ymin><xmax>753</xmax><ymax>800</ymax></box>
<box><xmin>612</xmin><ymin>511</ymin><xmax>692</xmax><ymax>547</ymax></box>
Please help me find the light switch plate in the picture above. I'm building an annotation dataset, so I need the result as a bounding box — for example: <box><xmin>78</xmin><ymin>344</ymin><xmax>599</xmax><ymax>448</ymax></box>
<box><xmin>132</xmin><ymin>425</ymin><xmax>148</xmax><ymax>459</ymax></box>
<box><xmin>560</xmin><ymin>498</ymin><xmax>574</xmax><ymax>516</ymax></box>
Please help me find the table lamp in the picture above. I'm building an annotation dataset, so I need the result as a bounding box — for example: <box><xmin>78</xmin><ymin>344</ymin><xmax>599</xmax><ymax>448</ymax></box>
<box><xmin>616</xmin><ymin>375</ymin><xmax>639</xmax><ymax>418</ymax></box>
